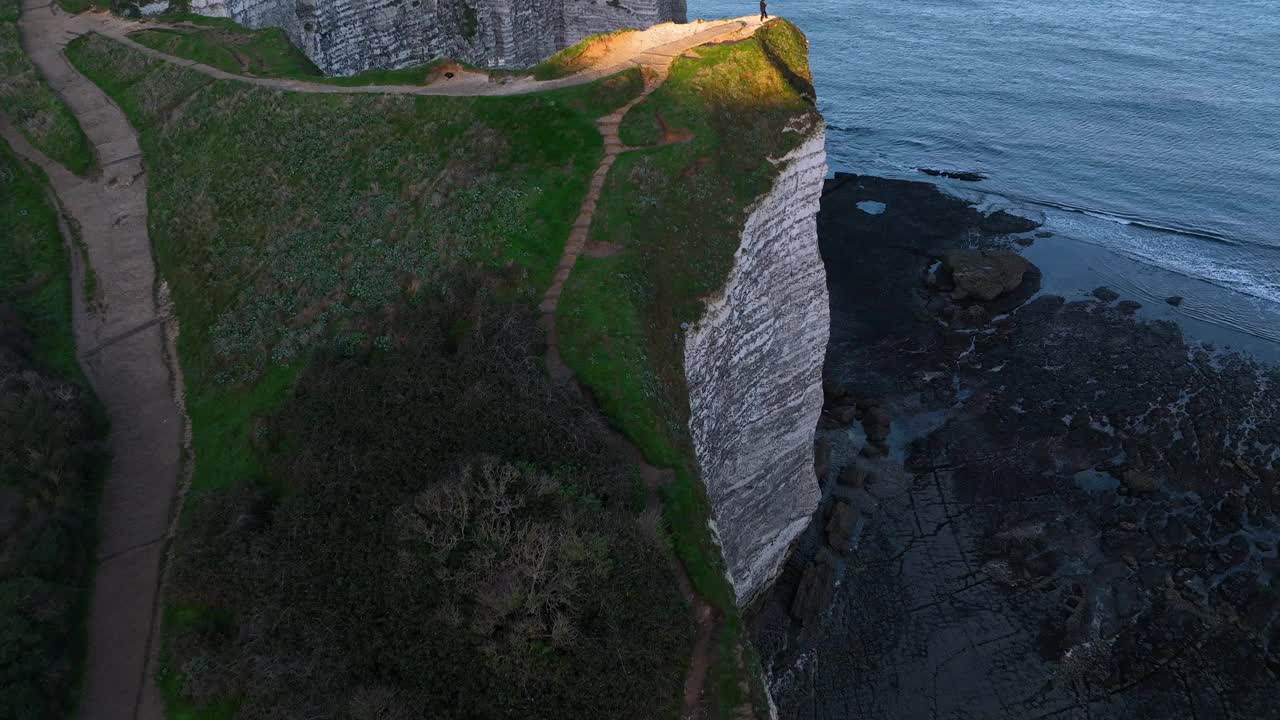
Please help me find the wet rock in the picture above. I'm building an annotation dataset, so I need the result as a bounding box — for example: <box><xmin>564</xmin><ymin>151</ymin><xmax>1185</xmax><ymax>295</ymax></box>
<box><xmin>1122</xmin><ymin>469</ymin><xmax>1161</xmax><ymax>495</ymax></box>
<box><xmin>979</xmin><ymin>209</ymin><xmax>1040</xmax><ymax>235</ymax></box>
<box><xmin>859</xmin><ymin>443</ymin><xmax>886</xmax><ymax>459</ymax></box>
<box><xmin>862</xmin><ymin>405</ymin><xmax>891</xmax><ymax>443</ymax></box>
<box><xmin>951</xmin><ymin>304</ymin><xmax>989</xmax><ymax>329</ymax></box>
<box><xmin>1166</xmin><ymin>295</ymin><xmax>1184</xmax><ymax>306</ymax></box>
<box><xmin>845</xmin><ymin>488</ymin><xmax>881</xmax><ymax>516</ymax></box>
<box><xmin>943</xmin><ymin>249</ymin><xmax>1033</xmax><ymax>301</ymax></box>
<box><xmin>1014</xmin><ymin>236</ymin><xmax>1035</xmax><ymax>247</ymax></box>
<box><xmin>1117</xmin><ymin>300</ymin><xmax>1142</xmax><ymax>314</ymax></box>
<box><xmin>825</xmin><ymin>499</ymin><xmax>861</xmax><ymax>551</ymax></box>
<box><xmin>919</xmin><ymin>167</ymin><xmax>988</xmax><ymax>182</ymax></box>
<box><xmin>837</xmin><ymin>462</ymin><xmax>869</xmax><ymax>489</ymax></box>
<box><xmin>790</xmin><ymin>548</ymin><xmax>839</xmax><ymax>623</ymax></box>
<box><xmin>814</xmin><ymin>437</ymin><xmax>832</xmax><ymax>481</ymax></box>
<box><xmin>1091</xmin><ymin>286</ymin><xmax>1120</xmax><ymax>302</ymax></box>
<box><xmin>823</xmin><ymin>379</ymin><xmax>850</xmax><ymax>402</ymax></box>
<box><xmin>1036</xmin><ymin>231</ymin><xmax>1054</xmax><ymax>239</ymax></box>
<box><xmin>826</xmin><ymin>404</ymin><xmax>858</xmax><ymax>426</ymax></box>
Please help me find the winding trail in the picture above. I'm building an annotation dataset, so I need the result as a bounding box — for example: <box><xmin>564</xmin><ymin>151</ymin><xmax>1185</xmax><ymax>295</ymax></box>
<box><xmin>7</xmin><ymin>2</ymin><xmax>185</xmax><ymax>719</ymax></box>
<box><xmin>536</xmin><ymin>64</ymin><xmax>723</xmax><ymax>718</ymax></box>
<box><xmin>5</xmin><ymin>4</ymin><xmax>757</xmax><ymax>717</ymax></box>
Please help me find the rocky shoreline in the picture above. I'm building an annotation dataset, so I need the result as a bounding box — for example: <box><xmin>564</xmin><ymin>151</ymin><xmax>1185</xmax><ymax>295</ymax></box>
<box><xmin>753</xmin><ymin>174</ymin><xmax>1280</xmax><ymax>720</ymax></box>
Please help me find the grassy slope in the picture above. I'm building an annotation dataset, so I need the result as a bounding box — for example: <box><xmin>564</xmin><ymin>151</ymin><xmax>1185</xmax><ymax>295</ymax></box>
<box><xmin>0</xmin><ymin>0</ymin><xmax>93</xmax><ymax>173</ymax></box>
<box><xmin>128</xmin><ymin>17</ymin><xmax>320</xmax><ymax>77</ymax></box>
<box><xmin>532</xmin><ymin>28</ymin><xmax>637</xmax><ymax>80</ymax></box>
<box><xmin>55</xmin><ymin>0</ymin><xmax>109</xmax><ymax>13</ymax></box>
<box><xmin>68</xmin><ymin>30</ymin><xmax>641</xmax><ymax>492</ymax></box>
<box><xmin>128</xmin><ymin>13</ymin><xmax>522</xmax><ymax>86</ymax></box>
<box><xmin>0</xmin><ymin>144</ymin><xmax>78</xmax><ymax>376</ymax></box>
<box><xmin>63</xmin><ymin>33</ymin><xmax>691</xmax><ymax>720</ymax></box>
<box><xmin>0</xmin><ymin>140</ymin><xmax>102</xmax><ymax>720</ymax></box>
<box><xmin>557</xmin><ymin>19</ymin><xmax>820</xmax><ymax>718</ymax></box>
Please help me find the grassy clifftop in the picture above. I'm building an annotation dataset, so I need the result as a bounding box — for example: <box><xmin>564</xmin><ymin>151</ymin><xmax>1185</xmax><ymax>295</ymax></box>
<box><xmin>558</xmin><ymin>20</ymin><xmax>819</xmax><ymax>716</ymax></box>
<box><xmin>65</xmin><ymin>32</ymin><xmax>689</xmax><ymax>720</ymax></box>
<box><xmin>59</xmin><ymin>17</ymin><xmax>820</xmax><ymax>720</ymax></box>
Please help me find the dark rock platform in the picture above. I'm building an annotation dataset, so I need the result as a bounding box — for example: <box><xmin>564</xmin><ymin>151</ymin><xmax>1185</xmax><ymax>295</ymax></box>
<box><xmin>753</xmin><ymin>175</ymin><xmax>1280</xmax><ymax>720</ymax></box>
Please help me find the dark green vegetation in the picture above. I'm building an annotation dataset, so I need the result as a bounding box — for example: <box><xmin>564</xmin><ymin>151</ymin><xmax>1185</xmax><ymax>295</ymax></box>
<box><xmin>128</xmin><ymin>16</ymin><xmax>320</xmax><ymax>77</ymax></box>
<box><xmin>0</xmin><ymin>142</ymin><xmax>103</xmax><ymax>720</ymax></box>
<box><xmin>54</xmin><ymin>0</ymin><xmax>109</xmax><ymax>13</ymax></box>
<box><xmin>532</xmin><ymin>28</ymin><xmax>637</xmax><ymax>80</ymax></box>
<box><xmin>0</xmin><ymin>144</ymin><xmax>77</xmax><ymax>377</ymax></box>
<box><xmin>559</xmin><ymin>18</ymin><xmax>819</xmax><ymax>718</ymax></box>
<box><xmin>65</xmin><ymin>33</ymin><xmax>691</xmax><ymax>718</ymax></box>
<box><xmin>165</xmin><ymin>284</ymin><xmax>689</xmax><ymax>719</ymax></box>
<box><xmin>0</xmin><ymin>0</ymin><xmax>93</xmax><ymax>173</ymax></box>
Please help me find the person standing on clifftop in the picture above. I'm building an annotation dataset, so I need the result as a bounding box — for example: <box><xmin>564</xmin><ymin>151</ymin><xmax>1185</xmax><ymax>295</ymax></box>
<box><xmin>760</xmin><ymin>0</ymin><xmax>768</xmax><ymax>21</ymax></box>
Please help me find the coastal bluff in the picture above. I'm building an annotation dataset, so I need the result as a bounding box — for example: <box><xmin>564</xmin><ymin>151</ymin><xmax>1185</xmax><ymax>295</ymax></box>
<box><xmin>183</xmin><ymin>0</ymin><xmax>687</xmax><ymax>74</ymax></box>
<box><xmin>686</xmin><ymin>126</ymin><xmax>829</xmax><ymax>607</ymax></box>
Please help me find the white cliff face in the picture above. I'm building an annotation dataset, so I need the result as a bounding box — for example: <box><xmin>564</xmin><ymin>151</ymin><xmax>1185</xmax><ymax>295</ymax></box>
<box><xmin>191</xmin><ymin>0</ymin><xmax>686</xmax><ymax>75</ymax></box>
<box><xmin>684</xmin><ymin>126</ymin><xmax>829</xmax><ymax>607</ymax></box>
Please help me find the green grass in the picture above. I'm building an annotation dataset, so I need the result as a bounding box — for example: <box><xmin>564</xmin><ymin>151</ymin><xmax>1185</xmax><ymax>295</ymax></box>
<box><xmin>0</xmin><ymin>0</ymin><xmax>93</xmax><ymax>173</ymax></box>
<box><xmin>0</xmin><ymin>142</ymin><xmax>78</xmax><ymax>377</ymax></box>
<box><xmin>557</xmin><ymin>19</ymin><xmax>819</xmax><ymax>717</ymax></box>
<box><xmin>563</xmin><ymin>17</ymin><xmax>817</xmax><ymax>609</ymax></box>
<box><xmin>67</xmin><ymin>31</ymin><xmax>642</xmax><ymax>483</ymax></box>
<box><xmin>128</xmin><ymin>13</ymin><xmax>529</xmax><ymax>86</ymax></box>
<box><xmin>63</xmin><ymin>31</ymin><xmax>677</xmax><ymax>718</ymax></box>
<box><xmin>0</xmin><ymin>134</ymin><xmax>103</xmax><ymax>720</ymax></box>
<box><xmin>532</xmin><ymin>28</ymin><xmax>637</xmax><ymax>80</ymax></box>
<box><xmin>128</xmin><ymin>19</ymin><xmax>320</xmax><ymax>77</ymax></box>
<box><xmin>55</xmin><ymin>0</ymin><xmax>109</xmax><ymax>12</ymax></box>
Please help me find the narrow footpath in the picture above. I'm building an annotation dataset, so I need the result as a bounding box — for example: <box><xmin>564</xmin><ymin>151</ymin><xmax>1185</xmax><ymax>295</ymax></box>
<box><xmin>535</xmin><ymin>65</ymin><xmax>723</xmax><ymax>718</ymax></box>
<box><xmin>6</xmin><ymin>3</ymin><xmax>756</xmax><ymax>717</ymax></box>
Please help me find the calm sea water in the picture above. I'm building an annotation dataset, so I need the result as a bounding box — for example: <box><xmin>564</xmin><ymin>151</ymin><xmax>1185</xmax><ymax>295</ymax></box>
<box><xmin>690</xmin><ymin>0</ymin><xmax>1280</xmax><ymax>349</ymax></box>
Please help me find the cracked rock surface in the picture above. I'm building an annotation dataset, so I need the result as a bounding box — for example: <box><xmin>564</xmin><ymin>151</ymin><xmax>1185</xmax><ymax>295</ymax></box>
<box><xmin>753</xmin><ymin>175</ymin><xmax>1280</xmax><ymax>720</ymax></box>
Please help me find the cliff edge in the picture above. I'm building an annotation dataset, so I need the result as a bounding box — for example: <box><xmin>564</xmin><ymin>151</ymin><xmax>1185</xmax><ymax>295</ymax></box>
<box><xmin>685</xmin><ymin>127</ymin><xmax>828</xmax><ymax>607</ymax></box>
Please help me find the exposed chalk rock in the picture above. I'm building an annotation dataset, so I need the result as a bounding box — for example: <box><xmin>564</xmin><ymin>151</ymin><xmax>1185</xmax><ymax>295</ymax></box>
<box><xmin>684</xmin><ymin>127</ymin><xmax>829</xmax><ymax>607</ymax></box>
<box><xmin>190</xmin><ymin>0</ymin><xmax>686</xmax><ymax>75</ymax></box>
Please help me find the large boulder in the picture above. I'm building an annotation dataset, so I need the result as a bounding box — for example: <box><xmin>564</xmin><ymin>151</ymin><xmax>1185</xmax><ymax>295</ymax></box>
<box><xmin>944</xmin><ymin>249</ymin><xmax>1032</xmax><ymax>302</ymax></box>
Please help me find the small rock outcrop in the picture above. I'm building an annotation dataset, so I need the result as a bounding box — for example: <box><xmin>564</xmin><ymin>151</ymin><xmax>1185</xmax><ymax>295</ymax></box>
<box><xmin>685</xmin><ymin>128</ymin><xmax>829</xmax><ymax>607</ymax></box>
<box><xmin>188</xmin><ymin>0</ymin><xmax>687</xmax><ymax>75</ymax></box>
<box><xmin>944</xmin><ymin>249</ymin><xmax>1032</xmax><ymax>302</ymax></box>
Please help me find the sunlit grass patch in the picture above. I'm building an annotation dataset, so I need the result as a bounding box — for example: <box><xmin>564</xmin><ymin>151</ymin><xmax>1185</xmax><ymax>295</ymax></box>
<box><xmin>533</xmin><ymin>28</ymin><xmax>637</xmax><ymax>80</ymax></box>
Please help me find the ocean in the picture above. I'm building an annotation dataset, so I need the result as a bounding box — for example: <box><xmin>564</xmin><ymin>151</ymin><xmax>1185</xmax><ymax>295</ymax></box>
<box><xmin>689</xmin><ymin>0</ymin><xmax>1280</xmax><ymax>355</ymax></box>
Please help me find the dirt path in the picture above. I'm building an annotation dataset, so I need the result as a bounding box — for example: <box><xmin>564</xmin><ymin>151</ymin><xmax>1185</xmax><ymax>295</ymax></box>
<box><xmin>535</xmin><ymin>59</ymin><xmax>724</xmax><ymax>720</ymax></box>
<box><xmin>51</xmin><ymin>9</ymin><xmax>759</xmax><ymax>97</ymax></box>
<box><xmin>9</xmin><ymin>2</ymin><xmax>186</xmax><ymax>720</ymax></box>
<box><xmin>7</xmin><ymin>5</ymin><xmax>757</xmax><ymax>717</ymax></box>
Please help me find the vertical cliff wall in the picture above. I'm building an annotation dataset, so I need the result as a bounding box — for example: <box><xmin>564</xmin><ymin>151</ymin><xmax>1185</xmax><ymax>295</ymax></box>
<box><xmin>684</xmin><ymin>127</ymin><xmax>829</xmax><ymax>607</ymax></box>
<box><xmin>188</xmin><ymin>0</ymin><xmax>686</xmax><ymax>75</ymax></box>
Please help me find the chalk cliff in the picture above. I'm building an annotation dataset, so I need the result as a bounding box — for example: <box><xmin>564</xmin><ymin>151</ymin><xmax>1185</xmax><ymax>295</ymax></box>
<box><xmin>684</xmin><ymin>127</ymin><xmax>829</xmax><ymax>607</ymax></box>
<box><xmin>187</xmin><ymin>0</ymin><xmax>686</xmax><ymax>75</ymax></box>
